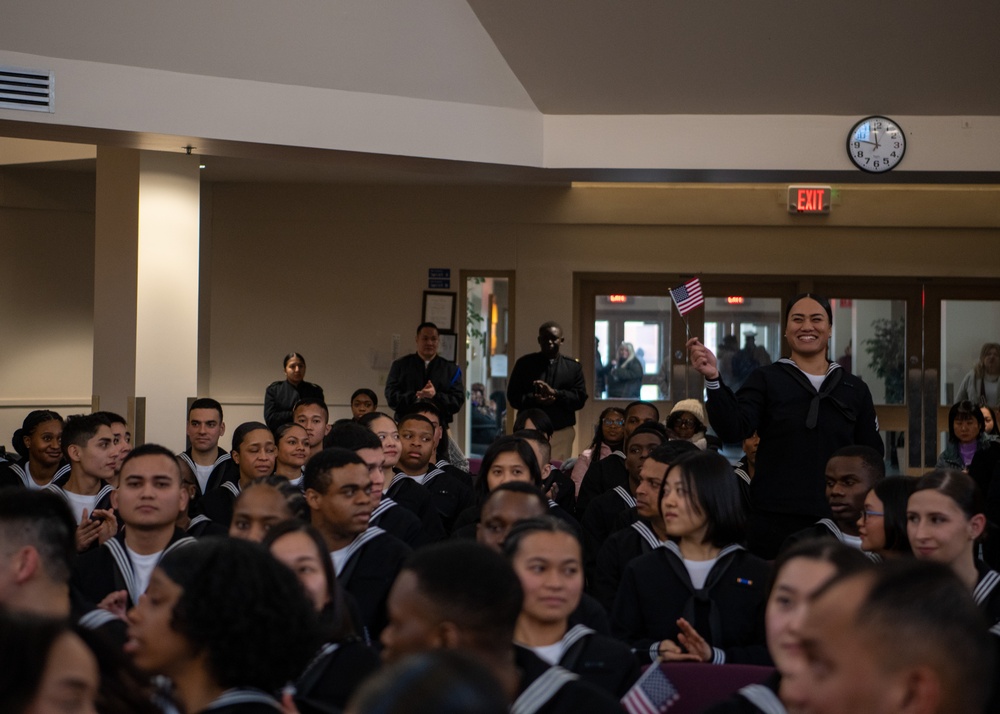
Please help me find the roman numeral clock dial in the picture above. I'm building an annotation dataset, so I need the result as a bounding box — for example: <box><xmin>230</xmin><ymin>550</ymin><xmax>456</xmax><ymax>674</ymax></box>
<box><xmin>847</xmin><ymin>116</ymin><xmax>906</xmax><ymax>173</ymax></box>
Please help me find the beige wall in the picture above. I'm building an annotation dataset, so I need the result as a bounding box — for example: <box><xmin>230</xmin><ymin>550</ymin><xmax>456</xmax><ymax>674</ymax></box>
<box><xmin>0</xmin><ymin>167</ymin><xmax>95</xmax><ymax>451</ymax></box>
<box><xmin>2</xmin><ymin>168</ymin><xmax>999</xmax><ymax>454</ymax></box>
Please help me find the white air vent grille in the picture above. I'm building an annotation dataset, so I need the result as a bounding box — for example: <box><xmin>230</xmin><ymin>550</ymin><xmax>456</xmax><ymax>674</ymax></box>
<box><xmin>0</xmin><ymin>66</ymin><xmax>54</xmax><ymax>113</ymax></box>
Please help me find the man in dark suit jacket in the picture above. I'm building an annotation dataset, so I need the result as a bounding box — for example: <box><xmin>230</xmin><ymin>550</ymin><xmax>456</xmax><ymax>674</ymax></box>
<box><xmin>507</xmin><ymin>322</ymin><xmax>589</xmax><ymax>462</ymax></box>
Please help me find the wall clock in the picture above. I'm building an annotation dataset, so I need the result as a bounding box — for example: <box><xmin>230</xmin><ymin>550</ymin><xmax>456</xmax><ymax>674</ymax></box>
<box><xmin>847</xmin><ymin>116</ymin><xmax>905</xmax><ymax>173</ymax></box>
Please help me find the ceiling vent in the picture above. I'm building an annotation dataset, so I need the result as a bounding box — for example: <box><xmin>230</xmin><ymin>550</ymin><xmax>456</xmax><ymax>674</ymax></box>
<box><xmin>0</xmin><ymin>66</ymin><xmax>54</xmax><ymax>113</ymax></box>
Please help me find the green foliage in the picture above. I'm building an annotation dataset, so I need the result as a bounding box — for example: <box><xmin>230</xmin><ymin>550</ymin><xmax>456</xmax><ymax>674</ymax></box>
<box><xmin>864</xmin><ymin>317</ymin><xmax>905</xmax><ymax>403</ymax></box>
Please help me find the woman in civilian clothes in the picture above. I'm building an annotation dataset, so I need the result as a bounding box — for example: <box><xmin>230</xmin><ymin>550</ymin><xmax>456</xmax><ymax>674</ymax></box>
<box><xmin>612</xmin><ymin>450</ymin><xmax>771</xmax><ymax>665</ymax></box>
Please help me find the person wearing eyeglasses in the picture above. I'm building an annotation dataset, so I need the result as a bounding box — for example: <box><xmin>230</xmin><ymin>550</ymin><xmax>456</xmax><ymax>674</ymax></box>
<box><xmin>856</xmin><ymin>475</ymin><xmax>917</xmax><ymax>560</ymax></box>
<box><xmin>780</xmin><ymin>446</ymin><xmax>884</xmax><ymax>557</ymax></box>
<box><xmin>666</xmin><ymin>399</ymin><xmax>710</xmax><ymax>450</ymax></box>
<box><xmin>569</xmin><ymin>407</ymin><xmax>626</xmax><ymax>497</ymax></box>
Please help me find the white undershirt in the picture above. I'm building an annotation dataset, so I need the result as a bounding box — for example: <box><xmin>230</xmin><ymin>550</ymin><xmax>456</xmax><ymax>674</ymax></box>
<box><xmin>288</xmin><ymin>474</ymin><xmax>304</xmax><ymax>489</ymax></box>
<box><xmin>22</xmin><ymin>463</ymin><xmax>45</xmax><ymax>491</ymax></box>
<box><xmin>530</xmin><ymin>641</ymin><xmax>567</xmax><ymax>666</ymax></box>
<box><xmin>842</xmin><ymin>534</ymin><xmax>863</xmax><ymax>550</ymax></box>
<box><xmin>193</xmin><ymin>463</ymin><xmax>214</xmax><ymax>494</ymax></box>
<box><xmin>63</xmin><ymin>491</ymin><xmax>101</xmax><ymax>524</ymax></box>
<box><xmin>126</xmin><ymin>546</ymin><xmax>162</xmax><ymax>596</ymax></box>
<box><xmin>683</xmin><ymin>557</ymin><xmax>719</xmax><ymax>590</ymax></box>
<box><xmin>805</xmin><ymin>372</ymin><xmax>826</xmax><ymax>391</ymax></box>
<box><xmin>330</xmin><ymin>547</ymin><xmax>350</xmax><ymax>575</ymax></box>
<box><xmin>402</xmin><ymin>472</ymin><xmax>429</xmax><ymax>485</ymax></box>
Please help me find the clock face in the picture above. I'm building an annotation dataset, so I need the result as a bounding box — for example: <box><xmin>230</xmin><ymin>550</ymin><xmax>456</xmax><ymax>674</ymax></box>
<box><xmin>847</xmin><ymin>116</ymin><xmax>906</xmax><ymax>173</ymax></box>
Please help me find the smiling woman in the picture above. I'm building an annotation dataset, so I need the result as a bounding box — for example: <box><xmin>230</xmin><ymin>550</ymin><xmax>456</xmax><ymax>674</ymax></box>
<box><xmin>503</xmin><ymin>516</ymin><xmax>639</xmax><ymax>698</ymax></box>
<box><xmin>688</xmin><ymin>293</ymin><xmax>884</xmax><ymax>559</ymax></box>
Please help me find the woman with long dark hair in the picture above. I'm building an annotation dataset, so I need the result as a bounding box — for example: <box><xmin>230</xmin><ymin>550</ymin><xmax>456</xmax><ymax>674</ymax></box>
<box><xmin>264</xmin><ymin>520</ymin><xmax>379</xmax><ymax>711</ymax></box>
<box><xmin>569</xmin><ymin>406</ymin><xmax>625</xmax><ymax>497</ymax></box>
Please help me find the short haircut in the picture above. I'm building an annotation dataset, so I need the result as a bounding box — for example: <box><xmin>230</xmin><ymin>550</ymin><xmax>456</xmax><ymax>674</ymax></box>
<box><xmin>293</xmin><ymin>398</ymin><xmax>329</xmax><ymax>421</ymax></box>
<box><xmin>348</xmin><ymin>650</ymin><xmax>508</xmax><ymax>714</ymax></box>
<box><xmin>829</xmin><ymin>445</ymin><xmax>886</xmax><ymax>483</ymax></box>
<box><xmin>847</xmin><ymin>560</ymin><xmax>993</xmax><ymax>714</ymax></box>
<box><xmin>188</xmin><ymin>398</ymin><xmax>223</xmax><ymax>420</ymax></box>
<box><xmin>538</xmin><ymin>321</ymin><xmax>561</xmax><ymax>334</ymax></box>
<box><xmin>481</xmin><ymin>481</ymin><xmax>550</xmax><ymax>517</ymax></box>
<box><xmin>625</xmin><ymin>400</ymin><xmax>660</xmax><ymax>421</ymax></box>
<box><xmin>0</xmin><ymin>489</ymin><xmax>76</xmax><ymax>585</ymax></box>
<box><xmin>404</xmin><ymin>541</ymin><xmax>523</xmax><ymax>652</ymax></box>
<box><xmin>626</xmin><ymin>422</ymin><xmax>668</xmax><ymax>446</ymax></box>
<box><xmin>416</xmin><ymin>322</ymin><xmax>439</xmax><ymax>334</ymax></box>
<box><xmin>230</xmin><ymin>422</ymin><xmax>271</xmax><ymax>454</ymax></box>
<box><xmin>948</xmin><ymin>400</ymin><xmax>986</xmax><ymax>443</ymax></box>
<box><xmin>659</xmin><ymin>450</ymin><xmax>746</xmax><ymax>547</ymax></box>
<box><xmin>502</xmin><ymin>515</ymin><xmax>581</xmax><ymax>560</ymax></box>
<box><xmin>513</xmin><ymin>429</ymin><xmax>551</xmax><ymax>465</ymax></box>
<box><xmin>93</xmin><ymin>410</ymin><xmax>126</xmax><ymax>427</ymax></box>
<box><xmin>283</xmin><ymin>352</ymin><xmax>306</xmax><ymax>368</ymax></box>
<box><xmin>157</xmin><ymin>538</ymin><xmax>320</xmax><ymax>692</ymax></box>
<box><xmin>61</xmin><ymin>413</ymin><xmax>112</xmax><ymax>458</ymax></box>
<box><xmin>323</xmin><ymin>422</ymin><xmax>382</xmax><ymax>452</ymax></box>
<box><xmin>511</xmin><ymin>409</ymin><xmax>553</xmax><ymax>439</ymax></box>
<box><xmin>119</xmin><ymin>443</ymin><xmax>182</xmax><ymax>481</ymax></box>
<box><xmin>350</xmin><ymin>388</ymin><xmax>378</xmax><ymax>407</ymax></box>
<box><xmin>303</xmin><ymin>447</ymin><xmax>366</xmax><ymax>494</ymax></box>
<box><xmin>872</xmin><ymin>476</ymin><xmax>918</xmax><ymax>554</ymax></box>
<box><xmin>398</xmin><ymin>414</ymin><xmax>435</xmax><ymax>432</ymax></box>
<box><xmin>647</xmin><ymin>439</ymin><xmax>700</xmax><ymax>466</ymax></box>
<box><xmin>912</xmin><ymin>468</ymin><xmax>984</xmax><ymax>521</ymax></box>
<box><xmin>11</xmin><ymin>410</ymin><xmax>63</xmax><ymax>459</ymax></box>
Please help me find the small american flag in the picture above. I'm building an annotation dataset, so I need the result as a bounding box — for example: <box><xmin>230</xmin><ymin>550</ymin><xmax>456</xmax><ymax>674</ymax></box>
<box><xmin>669</xmin><ymin>278</ymin><xmax>704</xmax><ymax>316</ymax></box>
<box><xmin>621</xmin><ymin>665</ymin><xmax>680</xmax><ymax>714</ymax></box>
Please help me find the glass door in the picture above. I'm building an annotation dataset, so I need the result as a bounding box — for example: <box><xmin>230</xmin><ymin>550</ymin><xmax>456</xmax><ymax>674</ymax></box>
<box><xmin>924</xmin><ymin>281</ymin><xmax>1000</xmax><ymax>470</ymax></box>
<box><xmin>462</xmin><ymin>273</ymin><xmax>513</xmax><ymax>459</ymax></box>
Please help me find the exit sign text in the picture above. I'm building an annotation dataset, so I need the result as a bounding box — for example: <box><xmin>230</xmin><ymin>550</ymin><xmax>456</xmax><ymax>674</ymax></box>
<box><xmin>787</xmin><ymin>186</ymin><xmax>832</xmax><ymax>215</ymax></box>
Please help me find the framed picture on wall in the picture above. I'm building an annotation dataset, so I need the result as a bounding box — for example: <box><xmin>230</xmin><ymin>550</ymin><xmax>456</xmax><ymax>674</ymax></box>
<box><xmin>422</xmin><ymin>291</ymin><xmax>456</xmax><ymax>331</ymax></box>
<box><xmin>438</xmin><ymin>331</ymin><xmax>458</xmax><ymax>362</ymax></box>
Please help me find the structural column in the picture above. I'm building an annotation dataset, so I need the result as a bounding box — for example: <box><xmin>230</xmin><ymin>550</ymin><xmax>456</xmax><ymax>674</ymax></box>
<box><xmin>93</xmin><ymin>148</ymin><xmax>200</xmax><ymax>450</ymax></box>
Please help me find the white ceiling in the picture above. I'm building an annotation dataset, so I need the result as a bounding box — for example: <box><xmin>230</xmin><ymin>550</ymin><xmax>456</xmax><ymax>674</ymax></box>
<box><xmin>2</xmin><ymin>1</ymin><xmax>998</xmax><ymax>182</ymax></box>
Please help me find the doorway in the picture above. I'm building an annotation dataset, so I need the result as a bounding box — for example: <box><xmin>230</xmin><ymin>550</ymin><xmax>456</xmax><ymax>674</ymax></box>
<box><xmin>578</xmin><ymin>275</ymin><xmax>1000</xmax><ymax>475</ymax></box>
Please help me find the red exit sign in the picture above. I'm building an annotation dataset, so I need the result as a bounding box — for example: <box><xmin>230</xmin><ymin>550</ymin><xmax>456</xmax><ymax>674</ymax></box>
<box><xmin>787</xmin><ymin>186</ymin><xmax>832</xmax><ymax>214</ymax></box>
